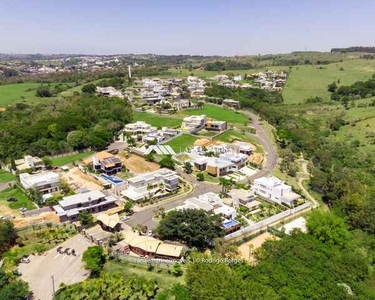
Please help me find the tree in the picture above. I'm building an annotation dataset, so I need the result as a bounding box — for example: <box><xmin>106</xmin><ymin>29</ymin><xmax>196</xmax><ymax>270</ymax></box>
<box><xmin>79</xmin><ymin>210</ymin><xmax>94</xmax><ymax>226</ymax></box>
<box><xmin>196</xmin><ymin>173</ymin><xmax>205</xmax><ymax>181</ymax></box>
<box><xmin>183</xmin><ymin>162</ymin><xmax>193</xmax><ymax>174</ymax></box>
<box><xmin>219</xmin><ymin>178</ymin><xmax>234</xmax><ymax>194</ymax></box>
<box><xmin>42</xmin><ymin>156</ymin><xmax>53</xmax><ymax>169</ymax></box>
<box><xmin>159</xmin><ymin>155</ymin><xmax>175</xmax><ymax>170</ymax></box>
<box><xmin>157</xmin><ymin>209</ymin><xmax>224</xmax><ymax>249</ymax></box>
<box><xmin>36</xmin><ymin>86</ymin><xmax>52</xmax><ymax>98</ymax></box>
<box><xmin>123</xmin><ymin>200</ymin><xmax>133</xmax><ymax>213</ymax></box>
<box><xmin>307</xmin><ymin>210</ymin><xmax>350</xmax><ymax>247</ymax></box>
<box><xmin>67</xmin><ymin>130</ymin><xmax>87</xmax><ymax>150</ymax></box>
<box><xmin>170</xmin><ymin>262</ymin><xmax>183</xmax><ymax>277</ymax></box>
<box><xmin>0</xmin><ymin>220</ymin><xmax>17</xmax><ymax>255</ymax></box>
<box><xmin>82</xmin><ymin>246</ymin><xmax>106</xmax><ymax>276</ymax></box>
<box><xmin>327</xmin><ymin>81</ymin><xmax>338</xmax><ymax>93</ymax></box>
<box><xmin>26</xmin><ymin>188</ymin><xmax>42</xmax><ymax>204</ymax></box>
<box><xmin>145</xmin><ymin>153</ymin><xmax>155</xmax><ymax>162</ymax></box>
<box><xmin>0</xmin><ymin>280</ymin><xmax>29</xmax><ymax>300</ymax></box>
<box><xmin>82</xmin><ymin>84</ymin><xmax>96</xmax><ymax>94</ymax></box>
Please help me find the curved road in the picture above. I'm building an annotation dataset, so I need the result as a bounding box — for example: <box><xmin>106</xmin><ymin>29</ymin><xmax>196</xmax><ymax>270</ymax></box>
<box><xmin>125</xmin><ymin>109</ymin><xmax>278</xmax><ymax>229</ymax></box>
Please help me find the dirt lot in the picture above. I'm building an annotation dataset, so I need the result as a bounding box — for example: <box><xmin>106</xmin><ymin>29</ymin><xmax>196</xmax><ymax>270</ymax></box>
<box><xmin>13</xmin><ymin>212</ymin><xmax>60</xmax><ymax>229</ymax></box>
<box><xmin>238</xmin><ymin>232</ymin><xmax>279</xmax><ymax>262</ymax></box>
<box><xmin>19</xmin><ymin>234</ymin><xmax>92</xmax><ymax>300</ymax></box>
<box><xmin>248</xmin><ymin>152</ymin><xmax>264</xmax><ymax>165</ymax></box>
<box><xmin>121</xmin><ymin>154</ymin><xmax>160</xmax><ymax>174</ymax></box>
<box><xmin>0</xmin><ymin>202</ymin><xmax>20</xmax><ymax>217</ymax></box>
<box><xmin>61</xmin><ymin>167</ymin><xmax>103</xmax><ymax>191</ymax></box>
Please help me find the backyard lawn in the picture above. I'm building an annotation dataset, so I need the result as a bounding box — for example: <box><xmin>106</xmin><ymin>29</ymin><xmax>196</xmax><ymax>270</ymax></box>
<box><xmin>0</xmin><ymin>169</ymin><xmax>16</xmax><ymax>183</ymax></box>
<box><xmin>165</xmin><ymin>134</ymin><xmax>198</xmax><ymax>152</ymax></box>
<box><xmin>0</xmin><ymin>186</ymin><xmax>36</xmax><ymax>210</ymax></box>
<box><xmin>51</xmin><ymin>151</ymin><xmax>94</xmax><ymax>167</ymax></box>
<box><xmin>179</xmin><ymin>104</ymin><xmax>249</xmax><ymax>125</ymax></box>
<box><xmin>133</xmin><ymin>111</ymin><xmax>182</xmax><ymax>128</ymax></box>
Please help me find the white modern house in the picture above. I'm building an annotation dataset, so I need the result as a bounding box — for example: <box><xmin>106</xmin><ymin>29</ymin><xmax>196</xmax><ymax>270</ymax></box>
<box><xmin>96</xmin><ymin>86</ymin><xmax>123</xmax><ymax>98</ymax></box>
<box><xmin>124</xmin><ymin>121</ymin><xmax>157</xmax><ymax>136</ymax></box>
<box><xmin>219</xmin><ymin>152</ymin><xmax>248</xmax><ymax>169</ymax></box>
<box><xmin>176</xmin><ymin>192</ymin><xmax>237</xmax><ymax>219</ymax></box>
<box><xmin>121</xmin><ymin>168</ymin><xmax>180</xmax><ymax>202</ymax></box>
<box><xmin>19</xmin><ymin>171</ymin><xmax>60</xmax><ymax>194</ymax></box>
<box><xmin>14</xmin><ymin>155</ymin><xmax>44</xmax><ymax>171</ymax></box>
<box><xmin>53</xmin><ymin>190</ymin><xmax>118</xmax><ymax>222</ymax></box>
<box><xmin>252</xmin><ymin>176</ymin><xmax>301</xmax><ymax>206</ymax></box>
<box><xmin>182</xmin><ymin>115</ymin><xmax>207</xmax><ymax>130</ymax></box>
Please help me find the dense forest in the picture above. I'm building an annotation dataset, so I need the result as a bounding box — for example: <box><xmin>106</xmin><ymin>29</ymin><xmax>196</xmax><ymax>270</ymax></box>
<box><xmin>330</xmin><ymin>74</ymin><xmax>375</xmax><ymax>102</ymax></box>
<box><xmin>331</xmin><ymin>46</ymin><xmax>375</xmax><ymax>53</ymax></box>
<box><xmin>0</xmin><ymin>94</ymin><xmax>132</xmax><ymax>161</ymax></box>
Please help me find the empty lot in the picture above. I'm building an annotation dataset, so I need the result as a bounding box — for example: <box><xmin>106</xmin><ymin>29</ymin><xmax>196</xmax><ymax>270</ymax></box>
<box><xmin>19</xmin><ymin>234</ymin><xmax>92</xmax><ymax>300</ymax></box>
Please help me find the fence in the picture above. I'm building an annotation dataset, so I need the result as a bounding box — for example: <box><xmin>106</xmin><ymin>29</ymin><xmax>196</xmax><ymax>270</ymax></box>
<box><xmin>117</xmin><ymin>254</ymin><xmax>177</xmax><ymax>267</ymax></box>
<box><xmin>224</xmin><ymin>202</ymin><xmax>311</xmax><ymax>241</ymax></box>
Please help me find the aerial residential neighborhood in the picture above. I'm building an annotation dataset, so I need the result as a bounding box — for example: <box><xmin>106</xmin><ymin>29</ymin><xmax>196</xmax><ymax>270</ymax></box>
<box><xmin>1</xmin><ymin>2</ymin><xmax>375</xmax><ymax>300</ymax></box>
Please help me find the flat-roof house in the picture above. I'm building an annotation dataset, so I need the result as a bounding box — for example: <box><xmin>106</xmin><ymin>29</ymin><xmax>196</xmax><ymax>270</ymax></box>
<box><xmin>96</xmin><ymin>86</ymin><xmax>123</xmax><ymax>98</ymax></box>
<box><xmin>223</xmin><ymin>99</ymin><xmax>240</xmax><ymax>108</ymax></box>
<box><xmin>182</xmin><ymin>115</ymin><xmax>207</xmax><ymax>130</ymax></box>
<box><xmin>53</xmin><ymin>190</ymin><xmax>118</xmax><ymax>222</ymax></box>
<box><xmin>84</xmin><ymin>151</ymin><xmax>122</xmax><ymax>175</ymax></box>
<box><xmin>176</xmin><ymin>192</ymin><xmax>237</xmax><ymax>219</ymax></box>
<box><xmin>193</xmin><ymin>157</ymin><xmax>234</xmax><ymax>177</ymax></box>
<box><xmin>15</xmin><ymin>155</ymin><xmax>44</xmax><ymax>171</ymax></box>
<box><xmin>219</xmin><ymin>152</ymin><xmax>248</xmax><ymax>169</ymax></box>
<box><xmin>252</xmin><ymin>176</ymin><xmax>301</xmax><ymax>206</ymax></box>
<box><xmin>121</xmin><ymin>168</ymin><xmax>180</xmax><ymax>202</ymax></box>
<box><xmin>124</xmin><ymin>121</ymin><xmax>157</xmax><ymax>136</ymax></box>
<box><xmin>206</xmin><ymin>119</ymin><xmax>227</xmax><ymax>132</ymax></box>
<box><xmin>19</xmin><ymin>171</ymin><xmax>60</xmax><ymax>194</ymax></box>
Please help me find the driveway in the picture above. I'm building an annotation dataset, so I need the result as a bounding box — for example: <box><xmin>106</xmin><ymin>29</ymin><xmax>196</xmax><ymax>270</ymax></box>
<box><xmin>19</xmin><ymin>234</ymin><xmax>92</xmax><ymax>300</ymax></box>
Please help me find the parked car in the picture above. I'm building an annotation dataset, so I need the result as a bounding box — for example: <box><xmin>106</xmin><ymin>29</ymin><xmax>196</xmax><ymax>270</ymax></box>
<box><xmin>13</xmin><ymin>270</ymin><xmax>22</xmax><ymax>276</ymax></box>
<box><xmin>64</xmin><ymin>248</ymin><xmax>71</xmax><ymax>255</ymax></box>
<box><xmin>20</xmin><ymin>257</ymin><xmax>30</xmax><ymax>264</ymax></box>
<box><xmin>7</xmin><ymin>197</ymin><xmax>18</xmax><ymax>202</ymax></box>
<box><xmin>57</xmin><ymin>246</ymin><xmax>63</xmax><ymax>254</ymax></box>
<box><xmin>147</xmin><ymin>230</ymin><xmax>153</xmax><ymax>237</ymax></box>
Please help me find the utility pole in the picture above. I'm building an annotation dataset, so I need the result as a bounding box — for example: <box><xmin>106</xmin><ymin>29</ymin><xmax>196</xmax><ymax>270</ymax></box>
<box><xmin>51</xmin><ymin>275</ymin><xmax>55</xmax><ymax>295</ymax></box>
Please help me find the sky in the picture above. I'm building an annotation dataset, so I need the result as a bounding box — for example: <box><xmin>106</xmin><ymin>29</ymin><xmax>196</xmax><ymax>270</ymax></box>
<box><xmin>0</xmin><ymin>0</ymin><xmax>375</xmax><ymax>56</ymax></box>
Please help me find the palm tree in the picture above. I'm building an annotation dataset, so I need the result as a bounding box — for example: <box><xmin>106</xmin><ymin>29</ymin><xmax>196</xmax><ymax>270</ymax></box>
<box><xmin>219</xmin><ymin>178</ymin><xmax>234</xmax><ymax>194</ymax></box>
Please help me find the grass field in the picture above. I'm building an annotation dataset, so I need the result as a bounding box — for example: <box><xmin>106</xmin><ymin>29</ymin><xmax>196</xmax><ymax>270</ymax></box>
<box><xmin>51</xmin><ymin>151</ymin><xmax>94</xmax><ymax>167</ymax></box>
<box><xmin>283</xmin><ymin>59</ymin><xmax>375</xmax><ymax>104</ymax></box>
<box><xmin>0</xmin><ymin>170</ymin><xmax>16</xmax><ymax>183</ymax></box>
<box><xmin>103</xmin><ymin>261</ymin><xmax>185</xmax><ymax>293</ymax></box>
<box><xmin>0</xmin><ymin>83</ymin><xmax>59</xmax><ymax>107</ymax></box>
<box><xmin>166</xmin><ymin>134</ymin><xmax>198</xmax><ymax>152</ymax></box>
<box><xmin>214</xmin><ymin>129</ymin><xmax>256</xmax><ymax>144</ymax></box>
<box><xmin>179</xmin><ymin>104</ymin><xmax>249</xmax><ymax>124</ymax></box>
<box><xmin>133</xmin><ymin>111</ymin><xmax>182</xmax><ymax>128</ymax></box>
<box><xmin>0</xmin><ymin>186</ymin><xmax>35</xmax><ymax>210</ymax></box>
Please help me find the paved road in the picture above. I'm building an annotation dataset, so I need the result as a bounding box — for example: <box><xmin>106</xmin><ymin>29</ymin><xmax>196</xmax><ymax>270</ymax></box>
<box><xmin>19</xmin><ymin>234</ymin><xmax>91</xmax><ymax>300</ymax></box>
<box><xmin>125</xmin><ymin>109</ymin><xmax>278</xmax><ymax>229</ymax></box>
<box><xmin>242</xmin><ymin>110</ymin><xmax>278</xmax><ymax>181</ymax></box>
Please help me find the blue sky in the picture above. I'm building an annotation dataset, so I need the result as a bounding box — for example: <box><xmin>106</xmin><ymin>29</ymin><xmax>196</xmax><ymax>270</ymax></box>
<box><xmin>1</xmin><ymin>0</ymin><xmax>374</xmax><ymax>55</ymax></box>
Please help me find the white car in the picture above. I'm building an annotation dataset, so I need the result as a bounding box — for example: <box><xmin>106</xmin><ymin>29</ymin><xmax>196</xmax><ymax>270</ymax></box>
<box><xmin>20</xmin><ymin>257</ymin><xmax>30</xmax><ymax>263</ymax></box>
<box><xmin>147</xmin><ymin>230</ymin><xmax>153</xmax><ymax>237</ymax></box>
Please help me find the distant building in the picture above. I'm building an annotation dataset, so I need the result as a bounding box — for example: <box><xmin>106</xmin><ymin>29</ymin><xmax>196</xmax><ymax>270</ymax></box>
<box><xmin>252</xmin><ymin>176</ymin><xmax>301</xmax><ymax>206</ymax></box>
<box><xmin>19</xmin><ymin>171</ymin><xmax>60</xmax><ymax>194</ymax></box>
<box><xmin>182</xmin><ymin>115</ymin><xmax>207</xmax><ymax>130</ymax></box>
<box><xmin>193</xmin><ymin>156</ymin><xmax>234</xmax><ymax>177</ymax></box>
<box><xmin>206</xmin><ymin>118</ymin><xmax>227</xmax><ymax>132</ymax></box>
<box><xmin>223</xmin><ymin>99</ymin><xmax>240</xmax><ymax>108</ymax></box>
<box><xmin>53</xmin><ymin>190</ymin><xmax>118</xmax><ymax>222</ymax></box>
<box><xmin>96</xmin><ymin>86</ymin><xmax>123</xmax><ymax>98</ymax></box>
<box><xmin>14</xmin><ymin>155</ymin><xmax>44</xmax><ymax>171</ymax></box>
<box><xmin>84</xmin><ymin>151</ymin><xmax>122</xmax><ymax>175</ymax></box>
<box><xmin>121</xmin><ymin>168</ymin><xmax>180</xmax><ymax>202</ymax></box>
<box><xmin>97</xmin><ymin>213</ymin><xmax>121</xmax><ymax>232</ymax></box>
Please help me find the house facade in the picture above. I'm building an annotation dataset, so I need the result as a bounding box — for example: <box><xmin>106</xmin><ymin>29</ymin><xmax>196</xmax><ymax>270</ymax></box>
<box><xmin>19</xmin><ymin>171</ymin><xmax>60</xmax><ymax>194</ymax></box>
<box><xmin>53</xmin><ymin>190</ymin><xmax>118</xmax><ymax>222</ymax></box>
<box><xmin>121</xmin><ymin>168</ymin><xmax>180</xmax><ymax>202</ymax></box>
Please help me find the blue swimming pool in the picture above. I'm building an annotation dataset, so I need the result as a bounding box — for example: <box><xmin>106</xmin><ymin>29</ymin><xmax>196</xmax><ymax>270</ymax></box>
<box><xmin>100</xmin><ymin>174</ymin><xmax>124</xmax><ymax>184</ymax></box>
<box><xmin>223</xmin><ymin>219</ymin><xmax>239</xmax><ymax>229</ymax></box>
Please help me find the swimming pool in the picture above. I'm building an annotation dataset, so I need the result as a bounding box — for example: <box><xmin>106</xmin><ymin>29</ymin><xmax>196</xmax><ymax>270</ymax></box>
<box><xmin>223</xmin><ymin>219</ymin><xmax>239</xmax><ymax>229</ymax></box>
<box><xmin>100</xmin><ymin>174</ymin><xmax>124</xmax><ymax>184</ymax></box>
